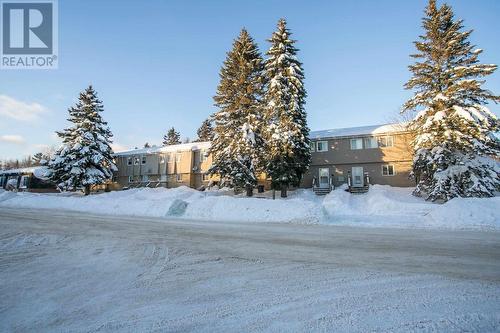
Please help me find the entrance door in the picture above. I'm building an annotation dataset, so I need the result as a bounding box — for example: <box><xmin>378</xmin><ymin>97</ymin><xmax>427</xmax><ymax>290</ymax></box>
<box><xmin>351</xmin><ymin>167</ymin><xmax>364</xmax><ymax>187</ymax></box>
<box><xmin>319</xmin><ymin>168</ymin><xmax>330</xmax><ymax>188</ymax></box>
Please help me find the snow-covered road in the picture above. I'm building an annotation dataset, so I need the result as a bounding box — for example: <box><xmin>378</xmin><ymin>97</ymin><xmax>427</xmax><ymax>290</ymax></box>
<box><xmin>1</xmin><ymin>208</ymin><xmax>499</xmax><ymax>332</ymax></box>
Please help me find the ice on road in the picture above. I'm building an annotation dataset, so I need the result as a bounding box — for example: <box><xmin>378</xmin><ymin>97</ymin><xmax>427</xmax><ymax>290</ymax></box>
<box><xmin>1</xmin><ymin>208</ymin><xmax>499</xmax><ymax>332</ymax></box>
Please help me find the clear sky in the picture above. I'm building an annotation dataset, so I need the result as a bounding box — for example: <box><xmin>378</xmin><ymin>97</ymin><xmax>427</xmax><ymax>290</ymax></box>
<box><xmin>1</xmin><ymin>0</ymin><xmax>499</xmax><ymax>160</ymax></box>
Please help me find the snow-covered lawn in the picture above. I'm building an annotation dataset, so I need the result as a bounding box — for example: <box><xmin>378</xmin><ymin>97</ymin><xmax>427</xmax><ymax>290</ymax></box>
<box><xmin>0</xmin><ymin>185</ymin><xmax>498</xmax><ymax>230</ymax></box>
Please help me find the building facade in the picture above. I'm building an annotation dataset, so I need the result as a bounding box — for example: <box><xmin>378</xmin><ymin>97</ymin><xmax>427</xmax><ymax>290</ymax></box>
<box><xmin>111</xmin><ymin>123</ymin><xmax>415</xmax><ymax>191</ymax></box>
<box><xmin>113</xmin><ymin>142</ymin><xmax>214</xmax><ymax>190</ymax></box>
<box><xmin>303</xmin><ymin>124</ymin><xmax>414</xmax><ymax>189</ymax></box>
<box><xmin>0</xmin><ymin>167</ymin><xmax>55</xmax><ymax>192</ymax></box>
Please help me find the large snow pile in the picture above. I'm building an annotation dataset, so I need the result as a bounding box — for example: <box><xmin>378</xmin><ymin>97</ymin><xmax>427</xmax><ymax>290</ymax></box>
<box><xmin>185</xmin><ymin>189</ymin><xmax>322</xmax><ymax>223</ymax></box>
<box><xmin>322</xmin><ymin>185</ymin><xmax>500</xmax><ymax>230</ymax></box>
<box><xmin>0</xmin><ymin>186</ymin><xmax>498</xmax><ymax>230</ymax></box>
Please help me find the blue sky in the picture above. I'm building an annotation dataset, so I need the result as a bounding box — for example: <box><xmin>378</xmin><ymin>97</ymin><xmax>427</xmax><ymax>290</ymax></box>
<box><xmin>1</xmin><ymin>0</ymin><xmax>499</xmax><ymax>160</ymax></box>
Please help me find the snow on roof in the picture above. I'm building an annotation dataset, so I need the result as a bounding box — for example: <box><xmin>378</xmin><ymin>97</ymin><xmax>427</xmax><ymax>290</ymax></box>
<box><xmin>113</xmin><ymin>141</ymin><xmax>211</xmax><ymax>157</ymax></box>
<box><xmin>309</xmin><ymin>123</ymin><xmax>407</xmax><ymax>140</ymax></box>
<box><xmin>0</xmin><ymin>166</ymin><xmax>51</xmax><ymax>179</ymax></box>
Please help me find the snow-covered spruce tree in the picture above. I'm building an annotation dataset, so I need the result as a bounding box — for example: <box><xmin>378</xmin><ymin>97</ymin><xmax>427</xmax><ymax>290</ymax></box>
<box><xmin>163</xmin><ymin>127</ymin><xmax>181</xmax><ymax>146</ymax></box>
<box><xmin>195</xmin><ymin>118</ymin><xmax>214</xmax><ymax>142</ymax></box>
<box><xmin>263</xmin><ymin>18</ymin><xmax>310</xmax><ymax>198</ymax></box>
<box><xmin>47</xmin><ymin>86</ymin><xmax>117</xmax><ymax>195</ymax></box>
<box><xmin>403</xmin><ymin>0</ymin><xmax>500</xmax><ymax>202</ymax></box>
<box><xmin>209</xmin><ymin>29</ymin><xmax>265</xmax><ymax>196</ymax></box>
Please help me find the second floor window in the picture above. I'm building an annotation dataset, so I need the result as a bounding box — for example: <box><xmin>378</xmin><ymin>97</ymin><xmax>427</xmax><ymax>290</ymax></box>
<box><xmin>378</xmin><ymin>136</ymin><xmax>394</xmax><ymax>147</ymax></box>
<box><xmin>200</xmin><ymin>150</ymin><xmax>207</xmax><ymax>163</ymax></box>
<box><xmin>363</xmin><ymin>137</ymin><xmax>378</xmax><ymax>149</ymax></box>
<box><xmin>141</xmin><ymin>156</ymin><xmax>147</xmax><ymax>164</ymax></box>
<box><xmin>316</xmin><ymin>141</ymin><xmax>328</xmax><ymax>152</ymax></box>
<box><xmin>309</xmin><ymin>142</ymin><xmax>316</xmax><ymax>152</ymax></box>
<box><xmin>350</xmin><ymin>138</ymin><xmax>363</xmax><ymax>150</ymax></box>
<box><xmin>134</xmin><ymin>157</ymin><xmax>140</xmax><ymax>165</ymax></box>
<box><xmin>127</xmin><ymin>157</ymin><xmax>132</xmax><ymax>165</ymax></box>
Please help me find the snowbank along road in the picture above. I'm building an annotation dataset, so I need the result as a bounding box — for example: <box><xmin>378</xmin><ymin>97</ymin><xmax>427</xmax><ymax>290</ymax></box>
<box><xmin>1</xmin><ymin>208</ymin><xmax>499</xmax><ymax>332</ymax></box>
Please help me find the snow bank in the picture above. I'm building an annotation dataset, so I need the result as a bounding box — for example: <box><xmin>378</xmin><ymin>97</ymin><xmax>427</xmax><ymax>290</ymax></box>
<box><xmin>428</xmin><ymin>196</ymin><xmax>500</xmax><ymax>230</ymax></box>
<box><xmin>322</xmin><ymin>185</ymin><xmax>500</xmax><ymax>230</ymax></box>
<box><xmin>0</xmin><ymin>186</ymin><xmax>498</xmax><ymax>230</ymax></box>
<box><xmin>185</xmin><ymin>190</ymin><xmax>321</xmax><ymax>223</ymax></box>
<box><xmin>0</xmin><ymin>187</ymin><xmax>203</xmax><ymax>218</ymax></box>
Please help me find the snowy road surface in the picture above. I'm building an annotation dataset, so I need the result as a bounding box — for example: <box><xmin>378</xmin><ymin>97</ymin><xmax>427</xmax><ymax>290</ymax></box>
<box><xmin>1</xmin><ymin>208</ymin><xmax>499</xmax><ymax>332</ymax></box>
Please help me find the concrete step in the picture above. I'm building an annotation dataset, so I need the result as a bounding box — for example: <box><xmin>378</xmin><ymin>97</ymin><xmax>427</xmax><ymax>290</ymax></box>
<box><xmin>313</xmin><ymin>187</ymin><xmax>332</xmax><ymax>196</ymax></box>
<box><xmin>349</xmin><ymin>186</ymin><xmax>369</xmax><ymax>194</ymax></box>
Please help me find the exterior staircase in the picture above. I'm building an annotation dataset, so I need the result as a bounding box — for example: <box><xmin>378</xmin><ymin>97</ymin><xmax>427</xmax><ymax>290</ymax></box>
<box><xmin>348</xmin><ymin>185</ymin><xmax>369</xmax><ymax>194</ymax></box>
<box><xmin>347</xmin><ymin>172</ymin><xmax>370</xmax><ymax>194</ymax></box>
<box><xmin>313</xmin><ymin>187</ymin><xmax>332</xmax><ymax>196</ymax></box>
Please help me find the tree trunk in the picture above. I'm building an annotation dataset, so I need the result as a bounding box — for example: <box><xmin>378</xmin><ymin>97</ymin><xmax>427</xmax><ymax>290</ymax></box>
<box><xmin>245</xmin><ymin>185</ymin><xmax>253</xmax><ymax>197</ymax></box>
<box><xmin>280</xmin><ymin>186</ymin><xmax>287</xmax><ymax>198</ymax></box>
<box><xmin>84</xmin><ymin>185</ymin><xmax>90</xmax><ymax>196</ymax></box>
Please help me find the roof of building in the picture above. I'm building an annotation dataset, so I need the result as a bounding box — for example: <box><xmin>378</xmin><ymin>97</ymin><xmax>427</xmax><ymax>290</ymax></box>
<box><xmin>113</xmin><ymin>141</ymin><xmax>211</xmax><ymax>156</ymax></box>
<box><xmin>309</xmin><ymin>123</ymin><xmax>408</xmax><ymax>140</ymax></box>
<box><xmin>0</xmin><ymin>166</ymin><xmax>51</xmax><ymax>179</ymax></box>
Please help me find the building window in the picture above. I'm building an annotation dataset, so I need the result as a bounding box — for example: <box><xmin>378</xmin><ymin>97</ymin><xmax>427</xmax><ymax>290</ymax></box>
<box><xmin>19</xmin><ymin>175</ymin><xmax>29</xmax><ymax>189</ymax></box>
<box><xmin>350</xmin><ymin>138</ymin><xmax>363</xmax><ymax>150</ymax></box>
<box><xmin>200</xmin><ymin>150</ymin><xmax>208</xmax><ymax>163</ymax></box>
<box><xmin>142</xmin><ymin>175</ymin><xmax>149</xmax><ymax>182</ymax></box>
<box><xmin>363</xmin><ymin>137</ymin><xmax>378</xmax><ymax>149</ymax></box>
<box><xmin>316</xmin><ymin>141</ymin><xmax>328</xmax><ymax>152</ymax></box>
<box><xmin>134</xmin><ymin>157</ymin><xmax>140</xmax><ymax>165</ymax></box>
<box><xmin>127</xmin><ymin>157</ymin><xmax>132</xmax><ymax>165</ymax></box>
<box><xmin>176</xmin><ymin>153</ymin><xmax>182</xmax><ymax>163</ymax></box>
<box><xmin>176</xmin><ymin>174</ymin><xmax>182</xmax><ymax>182</ymax></box>
<box><xmin>309</xmin><ymin>142</ymin><xmax>316</xmax><ymax>152</ymax></box>
<box><xmin>382</xmin><ymin>164</ymin><xmax>395</xmax><ymax>176</ymax></box>
<box><xmin>128</xmin><ymin>176</ymin><xmax>134</xmax><ymax>183</ymax></box>
<box><xmin>160</xmin><ymin>156</ymin><xmax>165</xmax><ymax>164</ymax></box>
<box><xmin>378</xmin><ymin>136</ymin><xmax>394</xmax><ymax>147</ymax></box>
<box><xmin>337</xmin><ymin>175</ymin><xmax>345</xmax><ymax>182</ymax></box>
<box><xmin>0</xmin><ymin>176</ymin><xmax>5</xmax><ymax>187</ymax></box>
<box><xmin>141</xmin><ymin>156</ymin><xmax>147</xmax><ymax>164</ymax></box>
<box><xmin>202</xmin><ymin>173</ymin><xmax>210</xmax><ymax>182</ymax></box>
<box><xmin>160</xmin><ymin>174</ymin><xmax>167</xmax><ymax>182</ymax></box>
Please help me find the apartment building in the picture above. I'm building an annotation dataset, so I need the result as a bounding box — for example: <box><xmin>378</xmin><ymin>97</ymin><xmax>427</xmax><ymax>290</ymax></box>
<box><xmin>113</xmin><ymin>142</ymin><xmax>214</xmax><ymax>189</ymax></box>
<box><xmin>303</xmin><ymin>124</ymin><xmax>414</xmax><ymax>191</ymax></box>
<box><xmin>112</xmin><ymin>123</ymin><xmax>414</xmax><ymax>192</ymax></box>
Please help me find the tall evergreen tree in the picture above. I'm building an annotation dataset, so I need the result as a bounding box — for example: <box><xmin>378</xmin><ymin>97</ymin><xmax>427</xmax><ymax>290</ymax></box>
<box><xmin>402</xmin><ymin>0</ymin><xmax>500</xmax><ymax>201</ymax></box>
<box><xmin>195</xmin><ymin>118</ymin><xmax>214</xmax><ymax>142</ymax></box>
<box><xmin>263</xmin><ymin>18</ymin><xmax>310</xmax><ymax>197</ymax></box>
<box><xmin>47</xmin><ymin>86</ymin><xmax>117</xmax><ymax>195</ymax></box>
<box><xmin>163</xmin><ymin>127</ymin><xmax>181</xmax><ymax>145</ymax></box>
<box><xmin>209</xmin><ymin>29</ymin><xmax>265</xmax><ymax>195</ymax></box>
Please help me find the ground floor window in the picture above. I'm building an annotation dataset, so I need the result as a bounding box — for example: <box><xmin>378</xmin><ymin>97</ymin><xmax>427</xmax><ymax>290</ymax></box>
<box><xmin>382</xmin><ymin>164</ymin><xmax>395</xmax><ymax>176</ymax></box>
<box><xmin>128</xmin><ymin>176</ymin><xmax>134</xmax><ymax>183</ymax></box>
<box><xmin>176</xmin><ymin>174</ymin><xmax>182</xmax><ymax>182</ymax></box>
<box><xmin>202</xmin><ymin>173</ymin><xmax>210</xmax><ymax>182</ymax></box>
<box><xmin>142</xmin><ymin>175</ymin><xmax>149</xmax><ymax>182</ymax></box>
<box><xmin>19</xmin><ymin>175</ymin><xmax>30</xmax><ymax>189</ymax></box>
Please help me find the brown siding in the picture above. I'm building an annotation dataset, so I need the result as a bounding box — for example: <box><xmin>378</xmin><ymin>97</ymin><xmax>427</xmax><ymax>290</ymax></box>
<box><xmin>305</xmin><ymin>132</ymin><xmax>414</xmax><ymax>188</ymax></box>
